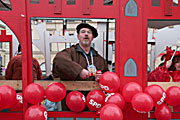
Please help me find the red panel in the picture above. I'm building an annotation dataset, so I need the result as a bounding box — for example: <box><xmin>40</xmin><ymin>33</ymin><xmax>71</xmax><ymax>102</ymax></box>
<box><xmin>149</xmin><ymin>112</ymin><xmax>180</xmax><ymax>119</ymax></box>
<box><xmin>54</xmin><ymin>0</ymin><xmax>62</xmax><ymax>14</ymax></box>
<box><xmin>0</xmin><ymin>0</ymin><xmax>31</xmax><ymax>116</ymax></box>
<box><xmin>0</xmin><ymin>112</ymin><xmax>23</xmax><ymax>120</ymax></box>
<box><xmin>48</xmin><ymin>111</ymin><xmax>99</xmax><ymax>118</ymax></box>
<box><xmin>164</xmin><ymin>0</ymin><xmax>172</xmax><ymax>16</ymax></box>
<box><xmin>0</xmin><ymin>0</ymin><xmax>180</xmax><ymax>120</ymax></box>
<box><xmin>118</xmin><ymin>0</ymin><xmax>145</xmax><ymax>119</ymax></box>
<box><xmin>82</xmin><ymin>0</ymin><xmax>90</xmax><ymax>15</ymax></box>
<box><xmin>0</xmin><ymin>30</ymin><xmax>12</xmax><ymax>58</ymax></box>
<box><xmin>26</xmin><ymin>0</ymin><xmax>119</xmax><ymax>18</ymax></box>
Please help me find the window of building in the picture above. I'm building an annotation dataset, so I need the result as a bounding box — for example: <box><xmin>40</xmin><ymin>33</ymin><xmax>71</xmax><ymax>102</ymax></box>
<box><xmin>30</xmin><ymin>0</ymin><xmax>39</xmax><ymax>4</ymax></box>
<box><xmin>152</xmin><ymin>0</ymin><xmax>160</xmax><ymax>6</ymax></box>
<box><xmin>49</xmin><ymin>0</ymin><xmax>54</xmax><ymax>4</ymax></box>
<box><xmin>0</xmin><ymin>0</ymin><xmax>12</xmax><ymax>11</ymax></box>
<box><xmin>103</xmin><ymin>0</ymin><xmax>113</xmax><ymax>5</ymax></box>
<box><xmin>67</xmin><ymin>0</ymin><xmax>75</xmax><ymax>5</ymax></box>
<box><xmin>90</xmin><ymin>0</ymin><xmax>94</xmax><ymax>5</ymax></box>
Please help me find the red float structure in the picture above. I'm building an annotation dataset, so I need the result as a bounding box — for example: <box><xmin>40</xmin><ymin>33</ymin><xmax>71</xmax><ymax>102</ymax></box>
<box><xmin>0</xmin><ymin>0</ymin><xmax>180</xmax><ymax>120</ymax></box>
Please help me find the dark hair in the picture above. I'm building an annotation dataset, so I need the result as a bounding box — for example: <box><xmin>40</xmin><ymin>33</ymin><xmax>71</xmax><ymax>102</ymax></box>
<box><xmin>18</xmin><ymin>44</ymin><xmax>21</xmax><ymax>53</ymax></box>
<box><xmin>168</xmin><ymin>55</ymin><xmax>180</xmax><ymax>71</ymax></box>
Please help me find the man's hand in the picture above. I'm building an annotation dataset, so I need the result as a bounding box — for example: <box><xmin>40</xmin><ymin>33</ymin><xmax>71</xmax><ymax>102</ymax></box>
<box><xmin>80</xmin><ymin>69</ymin><xmax>91</xmax><ymax>79</ymax></box>
<box><xmin>95</xmin><ymin>70</ymin><xmax>102</xmax><ymax>81</ymax></box>
<box><xmin>166</xmin><ymin>60</ymin><xmax>172</xmax><ymax>69</ymax></box>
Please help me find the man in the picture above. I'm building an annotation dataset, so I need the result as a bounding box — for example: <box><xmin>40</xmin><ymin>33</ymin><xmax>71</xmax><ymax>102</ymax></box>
<box><xmin>52</xmin><ymin>23</ymin><xmax>109</xmax><ymax>81</ymax></box>
<box><xmin>5</xmin><ymin>44</ymin><xmax>42</xmax><ymax>80</ymax></box>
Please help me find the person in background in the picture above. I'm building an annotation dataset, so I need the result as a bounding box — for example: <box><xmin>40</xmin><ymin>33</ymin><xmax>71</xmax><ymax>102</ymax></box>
<box><xmin>5</xmin><ymin>44</ymin><xmax>42</xmax><ymax>80</ymax></box>
<box><xmin>52</xmin><ymin>23</ymin><xmax>109</xmax><ymax>111</ymax></box>
<box><xmin>148</xmin><ymin>46</ymin><xmax>180</xmax><ymax>82</ymax></box>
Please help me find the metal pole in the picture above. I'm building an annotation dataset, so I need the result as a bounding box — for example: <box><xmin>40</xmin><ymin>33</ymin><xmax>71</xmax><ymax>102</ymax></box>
<box><xmin>106</xmin><ymin>19</ymin><xmax>109</xmax><ymax>62</ymax></box>
<box><xmin>63</xmin><ymin>19</ymin><xmax>67</xmax><ymax>36</ymax></box>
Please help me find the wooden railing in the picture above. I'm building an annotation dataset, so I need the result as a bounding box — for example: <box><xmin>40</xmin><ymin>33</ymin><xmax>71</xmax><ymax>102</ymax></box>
<box><xmin>0</xmin><ymin>79</ymin><xmax>179</xmax><ymax>91</ymax></box>
<box><xmin>0</xmin><ymin>80</ymin><xmax>100</xmax><ymax>91</ymax></box>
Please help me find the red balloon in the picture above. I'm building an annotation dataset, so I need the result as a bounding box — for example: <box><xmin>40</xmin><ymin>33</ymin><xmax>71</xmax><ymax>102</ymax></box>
<box><xmin>46</xmin><ymin>82</ymin><xmax>66</xmax><ymax>102</ymax></box>
<box><xmin>155</xmin><ymin>104</ymin><xmax>171</xmax><ymax>120</ymax></box>
<box><xmin>10</xmin><ymin>93</ymin><xmax>23</xmax><ymax>111</ymax></box>
<box><xmin>24</xmin><ymin>83</ymin><xmax>45</xmax><ymax>104</ymax></box>
<box><xmin>99</xmin><ymin>72</ymin><xmax>120</xmax><ymax>93</ymax></box>
<box><xmin>105</xmin><ymin>93</ymin><xmax>125</xmax><ymax>109</ymax></box>
<box><xmin>0</xmin><ymin>85</ymin><xmax>16</xmax><ymax>108</ymax></box>
<box><xmin>66</xmin><ymin>91</ymin><xmax>86</xmax><ymax>112</ymax></box>
<box><xmin>24</xmin><ymin>105</ymin><xmax>47</xmax><ymax>120</ymax></box>
<box><xmin>131</xmin><ymin>93</ymin><xmax>153</xmax><ymax>113</ymax></box>
<box><xmin>144</xmin><ymin>84</ymin><xmax>165</xmax><ymax>106</ymax></box>
<box><xmin>100</xmin><ymin>104</ymin><xmax>123</xmax><ymax>120</ymax></box>
<box><xmin>165</xmin><ymin>86</ymin><xmax>180</xmax><ymax>106</ymax></box>
<box><xmin>86</xmin><ymin>89</ymin><xmax>105</xmax><ymax>111</ymax></box>
<box><xmin>122</xmin><ymin>82</ymin><xmax>143</xmax><ymax>102</ymax></box>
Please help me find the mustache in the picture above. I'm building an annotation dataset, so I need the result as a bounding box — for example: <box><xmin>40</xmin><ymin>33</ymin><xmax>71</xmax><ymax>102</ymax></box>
<box><xmin>84</xmin><ymin>37</ymin><xmax>89</xmax><ymax>39</ymax></box>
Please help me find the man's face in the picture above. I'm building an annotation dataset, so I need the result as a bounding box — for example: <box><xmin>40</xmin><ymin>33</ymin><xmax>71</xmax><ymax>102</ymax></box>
<box><xmin>77</xmin><ymin>28</ymin><xmax>94</xmax><ymax>47</ymax></box>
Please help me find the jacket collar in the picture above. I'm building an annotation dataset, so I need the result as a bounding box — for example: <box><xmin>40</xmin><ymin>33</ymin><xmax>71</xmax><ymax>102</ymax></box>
<box><xmin>75</xmin><ymin>44</ymin><xmax>98</xmax><ymax>56</ymax></box>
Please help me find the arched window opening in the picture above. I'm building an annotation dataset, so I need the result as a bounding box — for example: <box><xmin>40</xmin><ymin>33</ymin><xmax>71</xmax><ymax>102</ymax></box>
<box><xmin>124</xmin><ymin>58</ymin><xmax>137</xmax><ymax>77</ymax></box>
<box><xmin>125</xmin><ymin>0</ymin><xmax>138</xmax><ymax>17</ymax></box>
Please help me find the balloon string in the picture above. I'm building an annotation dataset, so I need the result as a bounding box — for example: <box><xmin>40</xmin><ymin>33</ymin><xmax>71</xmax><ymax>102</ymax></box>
<box><xmin>170</xmin><ymin>76</ymin><xmax>173</xmax><ymax>82</ymax></box>
<box><xmin>170</xmin><ymin>47</ymin><xmax>178</xmax><ymax>61</ymax></box>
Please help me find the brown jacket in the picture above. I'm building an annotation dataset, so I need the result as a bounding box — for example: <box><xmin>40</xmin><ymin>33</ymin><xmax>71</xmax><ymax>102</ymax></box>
<box><xmin>52</xmin><ymin>44</ymin><xmax>108</xmax><ymax>81</ymax></box>
<box><xmin>5</xmin><ymin>54</ymin><xmax>42</xmax><ymax>80</ymax></box>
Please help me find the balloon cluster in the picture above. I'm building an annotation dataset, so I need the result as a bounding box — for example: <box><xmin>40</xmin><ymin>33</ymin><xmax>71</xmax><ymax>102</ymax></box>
<box><xmin>81</xmin><ymin>71</ymin><xmax>180</xmax><ymax>120</ymax></box>
<box><xmin>23</xmin><ymin>82</ymin><xmax>67</xmax><ymax>105</ymax></box>
<box><xmin>0</xmin><ymin>82</ymin><xmax>67</xmax><ymax>120</ymax></box>
<box><xmin>64</xmin><ymin>71</ymin><xmax>175</xmax><ymax>120</ymax></box>
<box><xmin>1</xmin><ymin>71</ymin><xmax>179</xmax><ymax>120</ymax></box>
<box><xmin>0</xmin><ymin>82</ymin><xmax>66</xmax><ymax>119</ymax></box>
<box><xmin>98</xmin><ymin>71</ymin><xmax>123</xmax><ymax>120</ymax></box>
<box><xmin>123</xmin><ymin>83</ymin><xmax>180</xmax><ymax>120</ymax></box>
<box><xmin>144</xmin><ymin>85</ymin><xmax>180</xmax><ymax>120</ymax></box>
<box><xmin>64</xmin><ymin>71</ymin><xmax>124</xmax><ymax>120</ymax></box>
<box><xmin>122</xmin><ymin>82</ymin><xmax>154</xmax><ymax>113</ymax></box>
<box><xmin>23</xmin><ymin>82</ymin><xmax>66</xmax><ymax>120</ymax></box>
